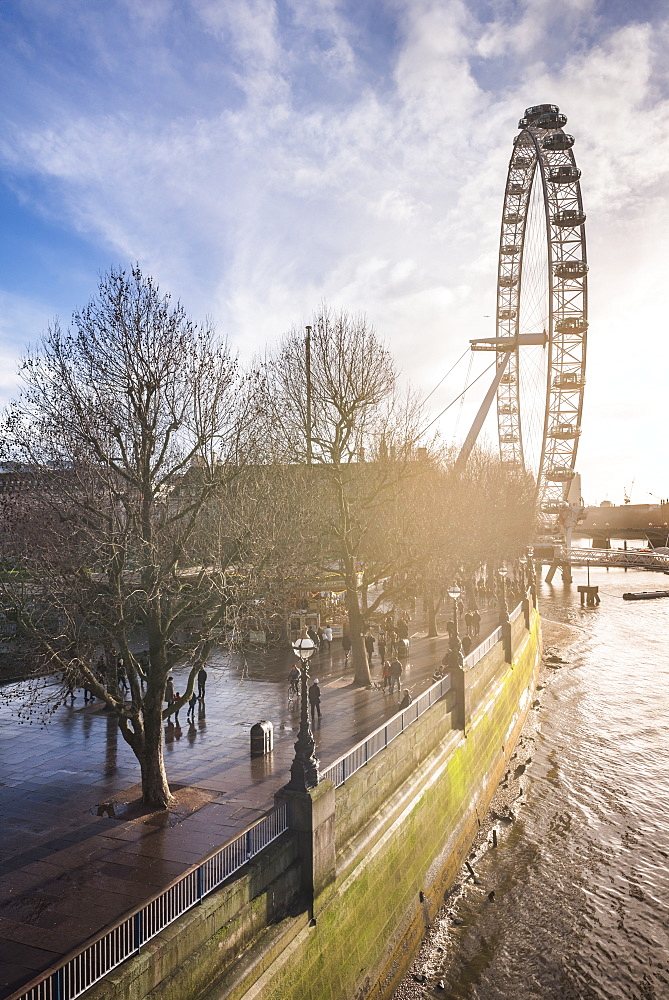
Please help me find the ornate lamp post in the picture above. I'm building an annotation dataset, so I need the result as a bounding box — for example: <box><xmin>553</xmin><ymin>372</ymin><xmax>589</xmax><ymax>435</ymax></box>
<box><xmin>498</xmin><ymin>565</ymin><xmax>509</xmax><ymax>623</ymax></box>
<box><xmin>286</xmin><ymin>629</ymin><xmax>319</xmax><ymax>791</ymax></box>
<box><xmin>518</xmin><ymin>553</ymin><xmax>527</xmax><ymax>592</ymax></box>
<box><xmin>447</xmin><ymin>584</ymin><xmax>463</xmax><ymax>669</ymax></box>
<box><xmin>527</xmin><ymin>545</ymin><xmax>537</xmax><ymax>606</ymax></box>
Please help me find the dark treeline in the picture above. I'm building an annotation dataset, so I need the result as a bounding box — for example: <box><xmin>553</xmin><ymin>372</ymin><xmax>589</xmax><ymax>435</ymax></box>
<box><xmin>0</xmin><ymin>268</ymin><xmax>535</xmax><ymax>807</ymax></box>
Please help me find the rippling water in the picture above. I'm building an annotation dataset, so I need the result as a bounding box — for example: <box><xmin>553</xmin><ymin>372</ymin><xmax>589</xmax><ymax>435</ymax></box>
<box><xmin>399</xmin><ymin>567</ymin><xmax>669</xmax><ymax>1000</ymax></box>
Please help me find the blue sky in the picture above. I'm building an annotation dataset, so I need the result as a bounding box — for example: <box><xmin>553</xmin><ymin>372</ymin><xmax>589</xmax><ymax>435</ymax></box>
<box><xmin>1</xmin><ymin>0</ymin><xmax>668</xmax><ymax>506</ymax></box>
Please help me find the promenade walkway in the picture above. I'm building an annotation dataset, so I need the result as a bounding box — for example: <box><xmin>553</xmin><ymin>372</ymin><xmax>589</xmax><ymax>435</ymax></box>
<box><xmin>0</xmin><ymin>612</ymin><xmax>498</xmax><ymax>999</ymax></box>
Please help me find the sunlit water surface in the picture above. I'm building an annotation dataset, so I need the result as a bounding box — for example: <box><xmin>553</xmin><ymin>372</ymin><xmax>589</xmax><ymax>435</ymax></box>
<box><xmin>410</xmin><ymin>568</ymin><xmax>669</xmax><ymax>1000</ymax></box>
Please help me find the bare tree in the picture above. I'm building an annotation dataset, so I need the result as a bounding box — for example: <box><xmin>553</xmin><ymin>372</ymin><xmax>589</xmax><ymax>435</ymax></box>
<box><xmin>259</xmin><ymin>306</ymin><xmax>427</xmax><ymax>685</ymax></box>
<box><xmin>0</xmin><ymin>267</ymin><xmax>249</xmax><ymax>808</ymax></box>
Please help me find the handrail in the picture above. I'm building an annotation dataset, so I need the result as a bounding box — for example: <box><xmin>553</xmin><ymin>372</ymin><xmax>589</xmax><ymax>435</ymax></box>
<box><xmin>10</xmin><ymin>803</ymin><xmax>289</xmax><ymax>1000</ymax></box>
<box><xmin>12</xmin><ymin>600</ymin><xmax>526</xmax><ymax>1000</ymax></box>
<box><xmin>321</xmin><ymin>605</ymin><xmax>521</xmax><ymax>789</ymax></box>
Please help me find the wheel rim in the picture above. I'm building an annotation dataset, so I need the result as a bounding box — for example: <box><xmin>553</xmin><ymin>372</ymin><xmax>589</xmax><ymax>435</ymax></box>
<box><xmin>496</xmin><ymin>104</ymin><xmax>587</xmax><ymax>537</ymax></box>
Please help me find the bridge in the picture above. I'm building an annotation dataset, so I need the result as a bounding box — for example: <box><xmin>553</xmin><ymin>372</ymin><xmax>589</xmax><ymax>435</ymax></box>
<box><xmin>559</xmin><ymin>547</ymin><xmax>669</xmax><ymax>571</ymax></box>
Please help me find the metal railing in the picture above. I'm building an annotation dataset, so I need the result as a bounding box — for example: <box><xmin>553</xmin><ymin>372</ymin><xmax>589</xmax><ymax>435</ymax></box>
<box><xmin>11</xmin><ymin>803</ymin><xmax>289</xmax><ymax>1000</ymax></box>
<box><xmin>13</xmin><ymin>600</ymin><xmax>527</xmax><ymax>1000</ymax></box>
<box><xmin>321</xmin><ymin>673</ymin><xmax>453</xmax><ymax>788</ymax></box>
<box><xmin>321</xmin><ymin>601</ymin><xmax>523</xmax><ymax>789</ymax></box>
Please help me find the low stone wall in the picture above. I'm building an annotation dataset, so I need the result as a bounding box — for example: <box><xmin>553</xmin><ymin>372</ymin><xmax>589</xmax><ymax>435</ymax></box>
<box><xmin>83</xmin><ymin>610</ymin><xmax>541</xmax><ymax>1000</ymax></box>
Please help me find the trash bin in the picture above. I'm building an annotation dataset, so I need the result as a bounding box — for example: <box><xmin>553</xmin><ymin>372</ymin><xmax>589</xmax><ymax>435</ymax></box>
<box><xmin>250</xmin><ymin>720</ymin><xmax>274</xmax><ymax>756</ymax></box>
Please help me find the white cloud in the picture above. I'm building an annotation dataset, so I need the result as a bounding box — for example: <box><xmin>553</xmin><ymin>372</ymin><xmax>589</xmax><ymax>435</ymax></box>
<box><xmin>0</xmin><ymin>0</ymin><xmax>668</xmax><ymax>501</ymax></box>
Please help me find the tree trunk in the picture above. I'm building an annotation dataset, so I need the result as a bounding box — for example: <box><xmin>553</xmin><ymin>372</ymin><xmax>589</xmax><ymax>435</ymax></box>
<box><xmin>425</xmin><ymin>591</ymin><xmax>438</xmax><ymax>638</ymax></box>
<box><xmin>346</xmin><ymin>588</ymin><xmax>370</xmax><ymax>686</ymax></box>
<box><xmin>137</xmin><ymin>705</ymin><xmax>173</xmax><ymax>809</ymax></box>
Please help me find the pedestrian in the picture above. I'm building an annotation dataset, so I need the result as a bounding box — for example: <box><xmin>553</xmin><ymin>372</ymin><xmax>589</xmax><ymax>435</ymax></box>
<box><xmin>389</xmin><ymin>657</ymin><xmax>403</xmax><ymax>695</ymax></box>
<box><xmin>197</xmin><ymin>666</ymin><xmax>207</xmax><ymax>700</ymax></box>
<box><xmin>342</xmin><ymin>634</ymin><xmax>352</xmax><ymax>663</ymax></box>
<box><xmin>187</xmin><ymin>692</ymin><xmax>197</xmax><ymax>722</ymax></box>
<box><xmin>173</xmin><ymin>692</ymin><xmax>181</xmax><ymax>725</ymax></box>
<box><xmin>364</xmin><ymin>632</ymin><xmax>375</xmax><ymax>665</ymax></box>
<box><xmin>397</xmin><ymin>619</ymin><xmax>409</xmax><ymax>641</ymax></box>
<box><xmin>465</xmin><ymin>610</ymin><xmax>474</xmax><ymax>637</ymax></box>
<box><xmin>117</xmin><ymin>657</ymin><xmax>128</xmax><ymax>694</ymax></box>
<box><xmin>399</xmin><ymin>689</ymin><xmax>413</xmax><ymax>710</ymax></box>
<box><xmin>472</xmin><ymin>609</ymin><xmax>481</xmax><ymax>637</ymax></box>
<box><xmin>308</xmin><ymin>678</ymin><xmax>321</xmax><ymax>722</ymax></box>
<box><xmin>378</xmin><ymin>636</ymin><xmax>386</xmax><ymax>663</ymax></box>
<box><xmin>323</xmin><ymin>625</ymin><xmax>333</xmax><ymax>652</ymax></box>
<box><xmin>165</xmin><ymin>674</ymin><xmax>175</xmax><ymax>712</ymax></box>
<box><xmin>382</xmin><ymin>660</ymin><xmax>391</xmax><ymax>690</ymax></box>
<box><xmin>388</xmin><ymin>630</ymin><xmax>397</xmax><ymax>656</ymax></box>
<box><xmin>462</xmin><ymin>634</ymin><xmax>472</xmax><ymax>655</ymax></box>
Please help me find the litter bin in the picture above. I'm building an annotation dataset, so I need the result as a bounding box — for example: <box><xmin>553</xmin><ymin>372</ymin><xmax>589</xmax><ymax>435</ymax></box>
<box><xmin>250</xmin><ymin>720</ymin><xmax>274</xmax><ymax>756</ymax></box>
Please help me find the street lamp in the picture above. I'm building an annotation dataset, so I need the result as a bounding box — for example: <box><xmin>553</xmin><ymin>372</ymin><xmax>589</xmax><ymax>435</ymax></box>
<box><xmin>518</xmin><ymin>554</ymin><xmax>527</xmax><ymax>591</ymax></box>
<box><xmin>498</xmin><ymin>565</ymin><xmax>509</xmax><ymax>623</ymax></box>
<box><xmin>287</xmin><ymin>629</ymin><xmax>319</xmax><ymax>791</ymax></box>
<box><xmin>447</xmin><ymin>584</ymin><xmax>463</xmax><ymax>669</ymax></box>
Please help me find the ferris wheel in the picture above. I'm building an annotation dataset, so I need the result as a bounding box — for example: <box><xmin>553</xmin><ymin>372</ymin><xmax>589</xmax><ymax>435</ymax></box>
<box><xmin>462</xmin><ymin>103</ymin><xmax>587</xmax><ymax>539</ymax></box>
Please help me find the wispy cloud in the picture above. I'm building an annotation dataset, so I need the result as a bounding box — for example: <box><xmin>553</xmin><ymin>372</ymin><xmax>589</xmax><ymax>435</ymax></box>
<box><xmin>0</xmin><ymin>0</ymin><xmax>668</xmax><ymax>501</ymax></box>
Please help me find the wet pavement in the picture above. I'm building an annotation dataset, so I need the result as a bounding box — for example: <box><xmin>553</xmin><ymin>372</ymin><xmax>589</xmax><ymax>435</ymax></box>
<box><xmin>0</xmin><ymin>613</ymin><xmax>498</xmax><ymax>998</ymax></box>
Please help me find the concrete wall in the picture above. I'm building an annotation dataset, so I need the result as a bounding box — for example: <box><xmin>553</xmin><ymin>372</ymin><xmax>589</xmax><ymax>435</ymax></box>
<box><xmin>87</xmin><ymin>610</ymin><xmax>541</xmax><ymax>1000</ymax></box>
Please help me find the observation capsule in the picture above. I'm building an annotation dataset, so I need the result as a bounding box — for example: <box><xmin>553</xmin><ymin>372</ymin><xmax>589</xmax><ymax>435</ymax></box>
<box><xmin>553</xmin><ymin>209</ymin><xmax>586</xmax><ymax>227</ymax></box>
<box><xmin>555</xmin><ymin>316</ymin><xmax>588</xmax><ymax>334</ymax></box>
<box><xmin>517</xmin><ymin>118</ymin><xmax>529</xmax><ymax>129</ymax></box>
<box><xmin>498</xmin><ymin>402</ymin><xmax>517</xmax><ymax>414</ymax></box>
<box><xmin>524</xmin><ymin>104</ymin><xmax>559</xmax><ymax>120</ymax></box>
<box><xmin>499</xmin><ymin>373</ymin><xmax>516</xmax><ymax>385</ymax></box>
<box><xmin>555</xmin><ymin>260</ymin><xmax>588</xmax><ymax>279</ymax></box>
<box><xmin>548</xmin><ymin>165</ymin><xmax>581</xmax><ymax>184</ymax></box>
<box><xmin>549</xmin><ymin>423</ymin><xmax>581</xmax><ymax>440</ymax></box>
<box><xmin>504</xmin><ymin>212</ymin><xmax>522</xmax><ymax>225</ymax></box>
<box><xmin>498</xmin><ymin>309</ymin><xmax>517</xmax><ymax>320</ymax></box>
<box><xmin>513</xmin><ymin>156</ymin><xmax>533</xmax><ymax>168</ymax></box>
<box><xmin>508</xmin><ymin>182</ymin><xmax>525</xmax><ymax>195</ymax></box>
<box><xmin>553</xmin><ymin>372</ymin><xmax>585</xmax><ymax>389</ymax></box>
<box><xmin>543</xmin><ymin>132</ymin><xmax>574</xmax><ymax>151</ymax></box>
<box><xmin>500</xmin><ymin>433</ymin><xmax>519</xmax><ymax>444</ymax></box>
<box><xmin>501</xmin><ymin>244</ymin><xmax>521</xmax><ymax>256</ymax></box>
<box><xmin>545</xmin><ymin>466</ymin><xmax>576</xmax><ymax>482</ymax></box>
<box><xmin>498</xmin><ymin>275</ymin><xmax>519</xmax><ymax>287</ymax></box>
<box><xmin>537</xmin><ymin>112</ymin><xmax>568</xmax><ymax>129</ymax></box>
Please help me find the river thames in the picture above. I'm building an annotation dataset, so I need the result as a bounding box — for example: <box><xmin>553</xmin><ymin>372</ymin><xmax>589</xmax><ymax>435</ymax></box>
<box><xmin>396</xmin><ymin>566</ymin><xmax>669</xmax><ymax>1000</ymax></box>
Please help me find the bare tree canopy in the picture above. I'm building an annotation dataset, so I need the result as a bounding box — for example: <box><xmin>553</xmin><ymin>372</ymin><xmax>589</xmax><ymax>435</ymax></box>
<box><xmin>0</xmin><ymin>266</ymin><xmax>247</xmax><ymax>807</ymax></box>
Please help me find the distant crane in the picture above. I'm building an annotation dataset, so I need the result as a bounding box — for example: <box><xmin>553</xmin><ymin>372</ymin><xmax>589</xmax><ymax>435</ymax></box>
<box><xmin>623</xmin><ymin>479</ymin><xmax>635</xmax><ymax>505</ymax></box>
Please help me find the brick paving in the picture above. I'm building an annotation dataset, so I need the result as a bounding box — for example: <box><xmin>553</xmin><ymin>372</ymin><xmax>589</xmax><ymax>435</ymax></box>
<box><xmin>0</xmin><ymin>611</ymin><xmax>498</xmax><ymax>999</ymax></box>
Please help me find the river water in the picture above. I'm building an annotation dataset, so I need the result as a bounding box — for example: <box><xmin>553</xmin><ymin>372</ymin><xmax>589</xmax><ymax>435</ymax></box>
<box><xmin>396</xmin><ymin>566</ymin><xmax>669</xmax><ymax>1000</ymax></box>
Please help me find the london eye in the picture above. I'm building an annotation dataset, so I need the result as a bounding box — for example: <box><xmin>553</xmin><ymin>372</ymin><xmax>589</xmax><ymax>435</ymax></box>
<box><xmin>460</xmin><ymin>103</ymin><xmax>588</xmax><ymax>542</ymax></box>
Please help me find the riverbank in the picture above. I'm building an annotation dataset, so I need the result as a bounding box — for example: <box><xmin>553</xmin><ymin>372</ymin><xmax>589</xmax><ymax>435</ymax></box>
<box><xmin>393</xmin><ymin>615</ymin><xmax>583</xmax><ymax>998</ymax></box>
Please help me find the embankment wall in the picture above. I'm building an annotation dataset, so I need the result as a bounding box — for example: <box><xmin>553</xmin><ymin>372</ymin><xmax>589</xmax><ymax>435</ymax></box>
<box><xmin>87</xmin><ymin>609</ymin><xmax>541</xmax><ymax>1000</ymax></box>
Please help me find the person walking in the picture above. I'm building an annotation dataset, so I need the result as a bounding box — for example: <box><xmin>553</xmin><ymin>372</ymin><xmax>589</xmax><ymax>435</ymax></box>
<box><xmin>172</xmin><ymin>691</ymin><xmax>182</xmax><ymax>725</ymax></box>
<box><xmin>382</xmin><ymin>660</ymin><xmax>391</xmax><ymax>690</ymax></box>
<box><xmin>187</xmin><ymin>692</ymin><xmax>197</xmax><ymax>722</ymax></box>
<box><xmin>378</xmin><ymin>635</ymin><xmax>386</xmax><ymax>664</ymax></box>
<box><xmin>364</xmin><ymin>632</ymin><xmax>375</xmax><ymax>666</ymax></box>
<box><xmin>322</xmin><ymin>625</ymin><xmax>332</xmax><ymax>652</ymax></box>
<box><xmin>342</xmin><ymin>634</ymin><xmax>352</xmax><ymax>663</ymax></box>
<box><xmin>308</xmin><ymin>678</ymin><xmax>322</xmax><ymax>722</ymax></box>
<box><xmin>197</xmin><ymin>666</ymin><xmax>207</xmax><ymax>700</ymax></box>
<box><xmin>389</xmin><ymin>656</ymin><xmax>403</xmax><ymax>695</ymax></box>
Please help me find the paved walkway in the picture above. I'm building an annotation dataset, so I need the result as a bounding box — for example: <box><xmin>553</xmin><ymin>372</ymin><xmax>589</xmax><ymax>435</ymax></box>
<box><xmin>0</xmin><ymin>612</ymin><xmax>498</xmax><ymax>999</ymax></box>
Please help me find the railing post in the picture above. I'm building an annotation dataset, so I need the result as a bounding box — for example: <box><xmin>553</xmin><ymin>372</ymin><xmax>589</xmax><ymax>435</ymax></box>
<box><xmin>55</xmin><ymin>967</ymin><xmax>64</xmax><ymax>1000</ymax></box>
<box><xmin>134</xmin><ymin>911</ymin><xmax>143</xmax><ymax>953</ymax></box>
<box><xmin>384</xmin><ymin>725</ymin><xmax>388</xmax><ymax>748</ymax></box>
<box><xmin>246</xmin><ymin>829</ymin><xmax>253</xmax><ymax>860</ymax></box>
<box><xmin>197</xmin><ymin>866</ymin><xmax>203</xmax><ymax>904</ymax></box>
